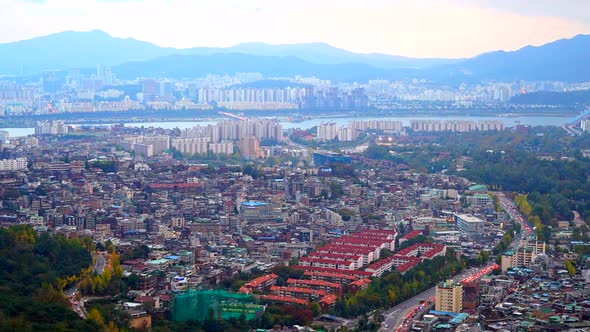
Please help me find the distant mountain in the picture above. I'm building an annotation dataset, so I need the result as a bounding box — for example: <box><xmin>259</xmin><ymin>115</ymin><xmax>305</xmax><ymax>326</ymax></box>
<box><xmin>112</xmin><ymin>53</ymin><xmax>409</xmax><ymax>82</ymax></box>
<box><xmin>229</xmin><ymin>79</ymin><xmax>312</xmax><ymax>89</ymax></box>
<box><xmin>1</xmin><ymin>30</ymin><xmax>589</xmax><ymax>83</ymax></box>
<box><xmin>0</xmin><ymin>30</ymin><xmax>449</xmax><ymax>76</ymax></box>
<box><xmin>203</xmin><ymin>42</ymin><xmax>457</xmax><ymax>69</ymax></box>
<box><xmin>0</xmin><ymin>30</ymin><xmax>174</xmax><ymax>75</ymax></box>
<box><xmin>437</xmin><ymin>34</ymin><xmax>590</xmax><ymax>82</ymax></box>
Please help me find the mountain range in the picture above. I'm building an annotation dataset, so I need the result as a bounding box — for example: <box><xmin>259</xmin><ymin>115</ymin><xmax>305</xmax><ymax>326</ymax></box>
<box><xmin>0</xmin><ymin>30</ymin><xmax>588</xmax><ymax>83</ymax></box>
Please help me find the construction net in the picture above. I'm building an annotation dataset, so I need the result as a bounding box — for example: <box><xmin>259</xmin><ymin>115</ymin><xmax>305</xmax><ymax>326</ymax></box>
<box><xmin>172</xmin><ymin>289</ymin><xmax>265</xmax><ymax>322</ymax></box>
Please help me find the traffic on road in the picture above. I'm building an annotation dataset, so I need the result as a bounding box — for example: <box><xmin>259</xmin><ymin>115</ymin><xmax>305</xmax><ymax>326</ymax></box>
<box><xmin>388</xmin><ymin>263</ymin><xmax>499</xmax><ymax>332</ymax></box>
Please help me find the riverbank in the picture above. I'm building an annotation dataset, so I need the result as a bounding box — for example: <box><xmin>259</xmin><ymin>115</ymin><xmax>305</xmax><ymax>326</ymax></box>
<box><xmin>2</xmin><ymin>113</ymin><xmax>580</xmax><ymax>138</ymax></box>
<box><xmin>0</xmin><ymin>108</ymin><xmax>580</xmax><ymax>128</ymax></box>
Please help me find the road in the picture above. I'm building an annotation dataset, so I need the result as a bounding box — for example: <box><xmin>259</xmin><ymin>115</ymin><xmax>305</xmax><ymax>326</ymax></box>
<box><xmin>380</xmin><ymin>264</ymin><xmax>500</xmax><ymax>332</ymax></box>
<box><xmin>496</xmin><ymin>192</ymin><xmax>533</xmax><ymax>236</ymax></box>
<box><xmin>380</xmin><ymin>193</ymin><xmax>529</xmax><ymax>331</ymax></box>
<box><xmin>63</xmin><ymin>252</ymin><xmax>106</xmax><ymax>319</ymax></box>
<box><xmin>380</xmin><ymin>266</ymin><xmax>485</xmax><ymax>331</ymax></box>
<box><xmin>381</xmin><ymin>287</ymin><xmax>435</xmax><ymax>331</ymax></box>
<box><xmin>95</xmin><ymin>253</ymin><xmax>105</xmax><ymax>274</ymax></box>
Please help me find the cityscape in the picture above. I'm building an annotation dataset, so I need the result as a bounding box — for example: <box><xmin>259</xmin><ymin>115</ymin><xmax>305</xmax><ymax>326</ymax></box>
<box><xmin>2</xmin><ymin>69</ymin><xmax>590</xmax><ymax>117</ymax></box>
<box><xmin>0</xmin><ymin>1</ymin><xmax>590</xmax><ymax>332</ymax></box>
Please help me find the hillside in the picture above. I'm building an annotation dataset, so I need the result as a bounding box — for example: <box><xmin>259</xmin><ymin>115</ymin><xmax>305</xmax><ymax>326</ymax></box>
<box><xmin>0</xmin><ymin>225</ymin><xmax>96</xmax><ymax>331</ymax></box>
<box><xmin>510</xmin><ymin>89</ymin><xmax>590</xmax><ymax>105</ymax></box>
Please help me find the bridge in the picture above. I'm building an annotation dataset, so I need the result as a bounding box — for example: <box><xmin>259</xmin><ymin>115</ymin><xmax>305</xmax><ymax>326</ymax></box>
<box><xmin>566</xmin><ymin>108</ymin><xmax>590</xmax><ymax>126</ymax></box>
<box><xmin>218</xmin><ymin>111</ymin><xmax>248</xmax><ymax>121</ymax></box>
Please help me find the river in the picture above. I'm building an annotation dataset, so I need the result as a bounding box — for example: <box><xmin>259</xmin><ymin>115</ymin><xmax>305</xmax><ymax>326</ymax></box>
<box><xmin>1</xmin><ymin>114</ymin><xmax>575</xmax><ymax>137</ymax></box>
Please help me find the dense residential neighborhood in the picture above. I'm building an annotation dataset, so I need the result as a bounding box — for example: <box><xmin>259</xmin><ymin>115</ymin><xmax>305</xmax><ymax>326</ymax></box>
<box><xmin>0</xmin><ymin>118</ymin><xmax>589</xmax><ymax>331</ymax></box>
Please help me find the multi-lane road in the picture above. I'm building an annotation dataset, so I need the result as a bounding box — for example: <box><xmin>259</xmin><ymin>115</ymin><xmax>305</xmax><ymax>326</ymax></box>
<box><xmin>380</xmin><ymin>192</ymin><xmax>528</xmax><ymax>332</ymax></box>
<box><xmin>496</xmin><ymin>192</ymin><xmax>533</xmax><ymax>236</ymax></box>
<box><xmin>380</xmin><ymin>264</ymin><xmax>498</xmax><ymax>331</ymax></box>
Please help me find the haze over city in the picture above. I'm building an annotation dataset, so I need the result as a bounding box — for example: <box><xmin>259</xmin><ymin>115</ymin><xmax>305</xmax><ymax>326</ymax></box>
<box><xmin>0</xmin><ymin>1</ymin><xmax>590</xmax><ymax>332</ymax></box>
<box><xmin>2</xmin><ymin>0</ymin><xmax>590</xmax><ymax>57</ymax></box>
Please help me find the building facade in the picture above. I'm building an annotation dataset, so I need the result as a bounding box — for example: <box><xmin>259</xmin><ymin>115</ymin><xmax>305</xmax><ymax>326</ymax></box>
<box><xmin>435</xmin><ymin>279</ymin><xmax>463</xmax><ymax>313</ymax></box>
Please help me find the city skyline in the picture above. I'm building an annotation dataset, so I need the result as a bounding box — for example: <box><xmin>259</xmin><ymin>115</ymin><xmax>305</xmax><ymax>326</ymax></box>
<box><xmin>1</xmin><ymin>0</ymin><xmax>589</xmax><ymax>58</ymax></box>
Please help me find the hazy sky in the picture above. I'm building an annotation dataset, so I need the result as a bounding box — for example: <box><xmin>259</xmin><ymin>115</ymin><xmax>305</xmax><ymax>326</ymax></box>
<box><xmin>1</xmin><ymin>0</ymin><xmax>589</xmax><ymax>58</ymax></box>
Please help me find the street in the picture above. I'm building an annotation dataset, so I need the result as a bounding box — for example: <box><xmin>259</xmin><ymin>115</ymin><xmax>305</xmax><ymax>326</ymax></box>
<box><xmin>380</xmin><ymin>266</ymin><xmax>484</xmax><ymax>331</ymax></box>
<box><xmin>95</xmin><ymin>253</ymin><xmax>106</xmax><ymax>274</ymax></box>
<box><xmin>63</xmin><ymin>252</ymin><xmax>106</xmax><ymax>319</ymax></box>
<box><xmin>496</xmin><ymin>192</ymin><xmax>533</xmax><ymax>236</ymax></box>
<box><xmin>379</xmin><ymin>193</ymin><xmax>528</xmax><ymax>331</ymax></box>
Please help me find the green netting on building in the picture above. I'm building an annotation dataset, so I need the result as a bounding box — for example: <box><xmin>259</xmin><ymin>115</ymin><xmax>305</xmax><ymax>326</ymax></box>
<box><xmin>172</xmin><ymin>290</ymin><xmax>265</xmax><ymax>322</ymax></box>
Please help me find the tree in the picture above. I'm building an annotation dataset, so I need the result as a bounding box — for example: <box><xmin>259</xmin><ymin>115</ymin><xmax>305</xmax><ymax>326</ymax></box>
<box><xmin>310</xmin><ymin>303</ymin><xmax>321</xmax><ymax>317</ymax></box>
<box><xmin>329</xmin><ymin>182</ymin><xmax>344</xmax><ymax>199</ymax></box>
<box><xmin>105</xmin><ymin>240</ymin><xmax>115</xmax><ymax>254</ymax></box>
<box><xmin>387</xmin><ymin>289</ymin><xmax>397</xmax><ymax>304</ymax></box>
<box><xmin>565</xmin><ymin>260</ymin><xmax>576</xmax><ymax>276</ymax></box>
<box><xmin>87</xmin><ymin>308</ymin><xmax>105</xmax><ymax>326</ymax></box>
<box><xmin>106</xmin><ymin>321</ymin><xmax>121</xmax><ymax>332</ymax></box>
<box><xmin>126</xmin><ymin>273</ymin><xmax>140</xmax><ymax>290</ymax></box>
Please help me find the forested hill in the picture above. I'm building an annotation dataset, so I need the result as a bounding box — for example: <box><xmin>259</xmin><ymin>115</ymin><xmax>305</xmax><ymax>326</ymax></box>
<box><xmin>0</xmin><ymin>225</ymin><xmax>99</xmax><ymax>331</ymax></box>
<box><xmin>510</xmin><ymin>89</ymin><xmax>590</xmax><ymax>105</ymax></box>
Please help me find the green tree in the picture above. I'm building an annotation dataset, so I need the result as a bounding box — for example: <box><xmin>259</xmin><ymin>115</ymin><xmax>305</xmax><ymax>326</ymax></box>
<box><xmin>565</xmin><ymin>260</ymin><xmax>576</xmax><ymax>276</ymax></box>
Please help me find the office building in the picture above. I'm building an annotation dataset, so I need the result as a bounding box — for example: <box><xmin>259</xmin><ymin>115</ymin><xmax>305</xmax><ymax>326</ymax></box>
<box><xmin>465</xmin><ymin>194</ymin><xmax>492</xmax><ymax>207</ymax></box>
<box><xmin>160</xmin><ymin>81</ymin><xmax>174</xmax><ymax>102</ymax></box>
<box><xmin>313</xmin><ymin>151</ymin><xmax>352</xmax><ymax>166</ymax></box>
<box><xmin>42</xmin><ymin>71</ymin><xmax>60</xmax><ymax>93</ymax></box>
<box><xmin>454</xmin><ymin>214</ymin><xmax>485</xmax><ymax>235</ymax></box>
<box><xmin>142</xmin><ymin>79</ymin><xmax>159</xmax><ymax>103</ymax></box>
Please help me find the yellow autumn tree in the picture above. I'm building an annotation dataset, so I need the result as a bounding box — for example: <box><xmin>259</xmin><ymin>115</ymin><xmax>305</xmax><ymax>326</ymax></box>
<box><xmin>87</xmin><ymin>308</ymin><xmax>105</xmax><ymax>326</ymax></box>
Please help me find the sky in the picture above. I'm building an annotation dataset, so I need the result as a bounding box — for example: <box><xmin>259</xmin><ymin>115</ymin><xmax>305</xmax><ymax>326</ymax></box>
<box><xmin>1</xmin><ymin>0</ymin><xmax>589</xmax><ymax>58</ymax></box>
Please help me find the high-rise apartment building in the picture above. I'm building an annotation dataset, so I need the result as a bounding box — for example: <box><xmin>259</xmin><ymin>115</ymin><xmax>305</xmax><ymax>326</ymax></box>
<box><xmin>500</xmin><ymin>236</ymin><xmax>545</xmax><ymax>272</ymax></box>
<box><xmin>435</xmin><ymin>279</ymin><xmax>463</xmax><ymax>313</ymax></box>
<box><xmin>209</xmin><ymin>141</ymin><xmax>234</xmax><ymax>155</ymax></box>
<box><xmin>171</xmin><ymin>137</ymin><xmax>210</xmax><ymax>155</ymax></box>
<box><xmin>120</xmin><ymin>136</ymin><xmax>170</xmax><ymax>157</ymax></box>
<box><xmin>317</xmin><ymin>123</ymin><xmax>339</xmax><ymax>141</ymax></box>
<box><xmin>238</xmin><ymin>135</ymin><xmax>263</xmax><ymax>159</ymax></box>
<box><xmin>0</xmin><ymin>158</ymin><xmax>28</xmax><ymax>171</ymax></box>
<box><xmin>35</xmin><ymin>120</ymin><xmax>69</xmax><ymax>135</ymax></box>
<box><xmin>350</xmin><ymin>120</ymin><xmax>403</xmax><ymax>133</ymax></box>
<box><xmin>0</xmin><ymin>130</ymin><xmax>8</xmax><ymax>142</ymax></box>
